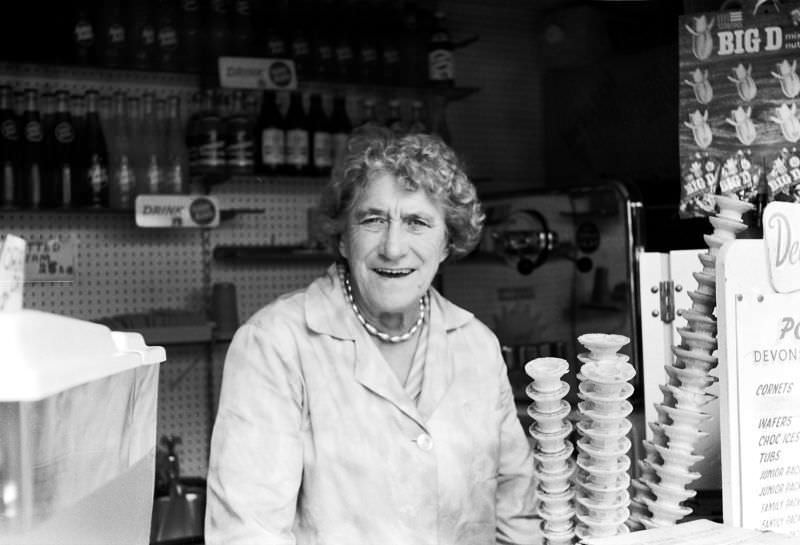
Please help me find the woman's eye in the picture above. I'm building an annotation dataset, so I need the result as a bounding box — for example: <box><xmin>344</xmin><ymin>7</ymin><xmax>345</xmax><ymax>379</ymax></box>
<box><xmin>408</xmin><ymin>218</ymin><xmax>429</xmax><ymax>228</ymax></box>
<box><xmin>362</xmin><ymin>217</ymin><xmax>386</xmax><ymax>225</ymax></box>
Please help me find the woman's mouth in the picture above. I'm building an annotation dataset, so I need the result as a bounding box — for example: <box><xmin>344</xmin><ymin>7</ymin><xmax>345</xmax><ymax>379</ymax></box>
<box><xmin>374</xmin><ymin>268</ymin><xmax>414</xmax><ymax>278</ymax></box>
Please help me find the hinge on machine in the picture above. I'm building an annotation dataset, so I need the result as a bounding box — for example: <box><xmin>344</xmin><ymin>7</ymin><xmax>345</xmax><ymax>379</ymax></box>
<box><xmin>659</xmin><ymin>280</ymin><xmax>675</xmax><ymax>324</ymax></box>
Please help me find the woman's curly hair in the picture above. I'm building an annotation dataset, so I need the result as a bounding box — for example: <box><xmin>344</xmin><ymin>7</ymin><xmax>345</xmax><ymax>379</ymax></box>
<box><xmin>317</xmin><ymin>128</ymin><xmax>484</xmax><ymax>260</ymax></box>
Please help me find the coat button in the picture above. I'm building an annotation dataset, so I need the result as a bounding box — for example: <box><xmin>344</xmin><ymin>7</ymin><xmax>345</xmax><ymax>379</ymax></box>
<box><xmin>416</xmin><ymin>433</ymin><xmax>433</xmax><ymax>451</ymax></box>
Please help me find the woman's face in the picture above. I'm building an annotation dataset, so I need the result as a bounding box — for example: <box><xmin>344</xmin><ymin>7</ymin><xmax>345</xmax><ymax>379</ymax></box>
<box><xmin>339</xmin><ymin>173</ymin><xmax>449</xmax><ymax>326</ymax></box>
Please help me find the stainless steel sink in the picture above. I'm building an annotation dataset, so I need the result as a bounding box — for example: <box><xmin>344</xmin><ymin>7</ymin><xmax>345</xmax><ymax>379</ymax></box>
<box><xmin>150</xmin><ymin>478</ymin><xmax>206</xmax><ymax>544</ymax></box>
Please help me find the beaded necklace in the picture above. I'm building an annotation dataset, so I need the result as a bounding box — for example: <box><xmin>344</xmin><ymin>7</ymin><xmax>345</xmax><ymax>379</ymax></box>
<box><xmin>340</xmin><ymin>265</ymin><xmax>426</xmax><ymax>344</ymax></box>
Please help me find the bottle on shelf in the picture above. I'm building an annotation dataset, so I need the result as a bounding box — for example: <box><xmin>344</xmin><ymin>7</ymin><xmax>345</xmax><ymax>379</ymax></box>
<box><xmin>70</xmin><ymin>93</ymin><xmax>87</xmax><ymax>201</ymax></box>
<box><xmin>333</xmin><ymin>0</ymin><xmax>357</xmax><ymax>82</ymax></box>
<box><xmin>108</xmin><ymin>91</ymin><xmax>136</xmax><ymax>210</ymax></box>
<box><xmin>402</xmin><ymin>1</ymin><xmax>425</xmax><ymax>86</ymax></box>
<box><xmin>231</xmin><ymin>0</ymin><xmax>255</xmax><ymax>57</ymax></box>
<box><xmin>355</xmin><ymin>0</ymin><xmax>380</xmax><ymax>84</ymax></box>
<box><xmin>71</xmin><ymin>1</ymin><xmax>98</xmax><ymax>66</ymax></box>
<box><xmin>21</xmin><ymin>89</ymin><xmax>44</xmax><ymax>209</ymax></box>
<box><xmin>0</xmin><ymin>85</ymin><xmax>21</xmax><ymax>209</ymax></box>
<box><xmin>156</xmin><ymin>0</ymin><xmax>181</xmax><ymax>72</ymax></box>
<box><xmin>330</xmin><ymin>93</ymin><xmax>352</xmax><ymax>168</ymax></box>
<box><xmin>225</xmin><ymin>90</ymin><xmax>255</xmax><ymax>176</ymax></box>
<box><xmin>312</xmin><ymin>0</ymin><xmax>336</xmax><ymax>80</ymax></box>
<box><xmin>138</xmin><ymin>92</ymin><xmax>162</xmax><ymax>195</ymax></box>
<box><xmin>284</xmin><ymin>91</ymin><xmax>310</xmax><ymax>176</ymax></box>
<box><xmin>208</xmin><ymin>0</ymin><xmax>231</xmax><ymax>69</ymax></box>
<box><xmin>40</xmin><ymin>91</ymin><xmax>56</xmax><ymax>194</ymax></box>
<box><xmin>428</xmin><ymin>10</ymin><xmax>455</xmax><ymax>87</ymax></box>
<box><xmin>81</xmin><ymin>90</ymin><xmax>109</xmax><ymax>208</ymax></box>
<box><xmin>357</xmin><ymin>97</ymin><xmax>380</xmax><ymax>130</ymax></box>
<box><xmin>408</xmin><ymin>100</ymin><xmax>428</xmax><ymax>133</ymax></box>
<box><xmin>179</xmin><ymin>0</ymin><xmax>201</xmax><ymax>72</ymax></box>
<box><xmin>164</xmin><ymin>95</ymin><xmax>188</xmax><ymax>194</ymax></box>
<box><xmin>255</xmin><ymin>90</ymin><xmax>286</xmax><ymax>176</ymax></box>
<box><xmin>194</xmin><ymin>89</ymin><xmax>228</xmax><ymax>183</ymax></box>
<box><xmin>288</xmin><ymin>0</ymin><xmax>313</xmax><ymax>81</ymax></box>
<box><xmin>380</xmin><ymin>1</ymin><xmax>404</xmax><ymax>85</ymax></box>
<box><xmin>47</xmin><ymin>90</ymin><xmax>78</xmax><ymax>209</ymax></box>
<box><xmin>185</xmin><ymin>91</ymin><xmax>202</xmax><ymax>180</ymax></box>
<box><xmin>126</xmin><ymin>95</ymin><xmax>144</xmax><ymax>199</ymax></box>
<box><xmin>308</xmin><ymin>94</ymin><xmax>333</xmax><ymax>177</ymax></box>
<box><xmin>100</xmin><ymin>0</ymin><xmax>128</xmax><ymax>69</ymax></box>
<box><xmin>261</xmin><ymin>1</ymin><xmax>288</xmax><ymax>59</ymax></box>
<box><xmin>129</xmin><ymin>0</ymin><xmax>157</xmax><ymax>71</ymax></box>
<box><xmin>386</xmin><ymin>99</ymin><xmax>406</xmax><ymax>135</ymax></box>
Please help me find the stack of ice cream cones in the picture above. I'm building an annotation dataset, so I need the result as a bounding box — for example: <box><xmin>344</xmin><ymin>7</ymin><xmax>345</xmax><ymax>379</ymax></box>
<box><xmin>573</xmin><ymin>334</ymin><xmax>635</xmax><ymax>541</ymax></box>
<box><xmin>630</xmin><ymin>194</ymin><xmax>754</xmax><ymax>529</ymax></box>
<box><xmin>525</xmin><ymin>357</ymin><xmax>576</xmax><ymax>545</ymax></box>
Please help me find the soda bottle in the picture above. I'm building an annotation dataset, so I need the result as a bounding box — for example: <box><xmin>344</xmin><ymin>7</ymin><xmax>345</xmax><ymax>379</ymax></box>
<box><xmin>311</xmin><ymin>0</ymin><xmax>336</xmax><ymax>80</ymax></box>
<box><xmin>179</xmin><ymin>0</ymin><xmax>202</xmax><ymax>72</ymax></box>
<box><xmin>332</xmin><ymin>0</ymin><xmax>356</xmax><ymax>82</ymax></box>
<box><xmin>329</xmin><ymin>94</ymin><xmax>351</xmax><ymax>168</ymax></box>
<box><xmin>21</xmin><ymin>89</ymin><xmax>44</xmax><ymax>209</ymax></box>
<box><xmin>354</xmin><ymin>0</ymin><xmax>379</xmax><ymax>84</ymax></box>
<box><xmin>380</xmin><ymin>1</ymin><xmax>404</xmax><ymax>85</ymax></box>
<box><xmin>288</xmin><ymin>0</ymin><xmax>313</xmax><ymax>81</ymax></box>
<box><xmin>357</xmin><ymin>97</ymin><xmax>380</xmax><ymax>130</ymax></box>
<box><xmin>164</xmin><ymin>95</ymin><xmax>188</xmax><ymax>194</ymax></box>
<box><xmin>72</xmin><ymin>1</ymin><xmax>97</xmax><ymax>65</ymax></box>
<box><xmin>402</xmin><ymin>1</ymin><xmax>424</xmax><ymax>85</ymax></box>
<box><xmin>126</xmin><ymin>95</ymin><xmax>145</xmax><ymax>198</ymax></box>
<box><xmin>129</xmin><ymin>0</ymin><xmax>157</xmax><ymax>70</ymax></box>
<box><xmin>40</xmin><ymin>91</ymin><xmax>56</xmax><ymax>194</ymax></box>
<box><xmin>308</xmin><ymin>94</ymin><xmax>332</xmax><ymax>177</ymax></box>
<box><xmin>185</xmin><ymin>91</ymin><xmax>202</xmax><ymax>178</ymax></box>
<box><xmin>195</xmin><ymin>89</ymin><xmax>227</xmax><ymax>183</ymax></box>
<box><xmin>81</xmin><ymin>90</ymin><xmax>109</xmax><ymax>208</ymax></box>
<box><xmin>156</xmin><ymin>0</ymin><xmax>181</xmax><ymax>71</ymax></box>
<box><xmin>47</xmin><ymin>91</ymin><xmax>78</xmax><ymax>208</ymax></box>
<box><xmin>262</xmin><ymin>1</ymin><xmax>288</xmax><ymax>59</ymax></box>
<box><xmin>231</xmin><ymin>0</ymin><xmax>255</xmax><ymax>57</ymax></box>
<box><xmin>70</xmin><ymin>94</ymin><xmax>86</xmax><ymax>202</ymax></box>
<box><xmin>386</xmin><ymin>99</ymin><xmax>406</xmax><ymax>135</ymax></box>
<box><xmin>284</xmin><ymin>91</ymin><xmax>310</xmax><ymax>176</ymax></box>
<box><xmin>225</xmin><ymin>90</ymin><xmax>255</xmax><ymax>176</ymax></box>
<box><xmin>0</xmin><ymin>86</ymin><xmax>21</xmax><ymax>209</ymax></box>
<box><xmin>100</xmin><ymin>0</ymin><xmax>128</xmax><ymax>68</ymax></box>
<box><xmin>108</xmin><ymin>91</ymin><xmax>136</xmax><ymax>209</ymax></box>
<box><xmin>408</xmin><ymin>100</ymin><xmax>428</xmax><ymax>133</ymax></box>
<box><xmin>427</xmin><ymin>10</ymin><xmax>454</xmax><ymax>87</ymax></box>
<box><xmin>255</xmin><ymin>90</ymin><xmax>286</xmax><ymax>175</ymax></box>
<box><xmin>208</xmin><ymin>0</ymin><xmax>231</xmax><ymax>63</ymax></box>
<box><xmin>138</xmin><ymin>93</ymin><xmax>162</xmax><ymax>194</ymax></box>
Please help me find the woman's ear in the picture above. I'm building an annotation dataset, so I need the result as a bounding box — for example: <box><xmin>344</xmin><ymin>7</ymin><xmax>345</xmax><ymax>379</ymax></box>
<box><xmin>339</xmin><ymin>236</ymin><xmax>349</xmax><ymax>259</ymax></box>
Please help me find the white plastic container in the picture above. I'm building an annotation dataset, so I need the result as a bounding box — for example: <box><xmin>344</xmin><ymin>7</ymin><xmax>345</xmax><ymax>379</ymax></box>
<box><xmin>0</xmin><ymin>309</ymin><xmax>165</xmax><ymax>545</ymax></box>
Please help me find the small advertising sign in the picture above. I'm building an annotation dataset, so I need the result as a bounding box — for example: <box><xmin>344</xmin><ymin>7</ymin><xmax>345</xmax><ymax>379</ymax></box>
<box><xmin>0</xmin><ymin>234</ymin><xmax>25</xmax><ymax>311</ymax></box>
<box><xmin>764</xmin><ymin>202</ymin><xmax>800</xmax><ymax>293</ymax></box>
<box><xmin>218</xmin><ymin>56</ymin><xmax>297</xmax><ymax>90</ymax></box>
<box><xmin>135</xmin><ymin>195</ymin><xmax>220</xmax><ymax>228</ymax></box>
<box><xmin>24</xmin><ymin>235</ymin><xmax>76</xmax><ymax>283</ymax></box>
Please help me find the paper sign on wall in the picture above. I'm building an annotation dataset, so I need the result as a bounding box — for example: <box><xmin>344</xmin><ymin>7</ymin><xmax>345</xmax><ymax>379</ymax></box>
<box><xmin>25</xmin><ymin>235</ymin><xmax>76</xmax><ymax>283</ymax></box>
<box><xmin>0</xmin><ymin>234</ymin><xmax>25</xmax><ymax>311</ymax></box>
<box><xmin>764</xmin><ymin>202</ymin><xmax>800</xmax><ymax>293</ymax></box>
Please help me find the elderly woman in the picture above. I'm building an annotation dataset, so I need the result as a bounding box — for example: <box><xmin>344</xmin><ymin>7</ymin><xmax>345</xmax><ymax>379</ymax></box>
<box><xmin>206</xmin><ymin>129</ymin><xmax>541</xmax><ymax>545</ymax></box>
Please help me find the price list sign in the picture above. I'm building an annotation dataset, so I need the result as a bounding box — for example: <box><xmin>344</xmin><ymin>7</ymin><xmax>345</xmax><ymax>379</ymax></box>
<box><xmin>719</xmin><ymin>203</ymin><xmax>800</xmax><ymax>536</ymax></box>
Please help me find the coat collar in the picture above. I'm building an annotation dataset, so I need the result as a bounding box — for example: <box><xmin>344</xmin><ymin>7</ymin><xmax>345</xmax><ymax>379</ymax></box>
<box><xmin>305</xmin><ymin>264</ymin><xmax>474</xmax><ymax>427</ymax></box>
<box><xmin>305</xmin><ymin>264</ymin><xmax>474</xmax><ymax>340</ymax></box>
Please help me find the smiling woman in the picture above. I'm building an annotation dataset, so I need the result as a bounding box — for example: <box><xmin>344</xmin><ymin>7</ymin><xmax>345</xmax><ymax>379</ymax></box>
<box><xmin>205</xmin><ymin>128</ymin><xmax>543</xmax><ymax>545</ymax></box>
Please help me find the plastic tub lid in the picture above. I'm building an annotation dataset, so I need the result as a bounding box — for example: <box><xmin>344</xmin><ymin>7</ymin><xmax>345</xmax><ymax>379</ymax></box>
<box><xmin>0</xmin><ymin>309</ymin><xmax>166</xmax><ymax>401</ymax></box>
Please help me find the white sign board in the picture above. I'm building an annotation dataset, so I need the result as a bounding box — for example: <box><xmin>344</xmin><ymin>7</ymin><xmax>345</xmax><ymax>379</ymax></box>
<box><xmin>718</xmin><ymin>231</ymin><xmax>800</xmax><ymax>536</ymax></box>
<box><xmin>0</xmin><ymin>234</ymin><xmax>25</xmax><ymax>311</ymax></box>
<box><xmin>764</xmin><ymin>202</ymin><xmax>800</xmax><ymax>294</ymax></box>
<box><xmin>218</xmin><ymin>56</ymin><xmax>297</xmax><ymax>90</ymax></box>
<box><xmin>135</xmin><ymin>195</ymin><xmax>220</xmax><ymax>228</ymax></box>
<box><xmin>25</xmin><ymin>235</ymin><xmax>76</xmax><ymax>283</ymax></box>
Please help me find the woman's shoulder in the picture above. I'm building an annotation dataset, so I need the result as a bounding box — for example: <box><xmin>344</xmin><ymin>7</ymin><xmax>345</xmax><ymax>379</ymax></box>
<box><xmin>246</xmin><ymin>287</ymin><xmax>309</xmax><ymax>332</ymax></box>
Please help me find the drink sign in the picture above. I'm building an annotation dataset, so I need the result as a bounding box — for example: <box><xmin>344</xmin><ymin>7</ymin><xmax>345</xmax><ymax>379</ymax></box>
<box><xmin>718</xmin><ymin>233</ymin><xmax>800</xmax><ymax>536</ymax></box>
<box><xmin>764</xmin><ymin>202</ymin><xmax>800</xmax><ymax>293</ymax></box>
<box><xmin>218</xmin><ymin>57</ymin><xmax>297</xmax><ymax>90</ymax></box>
<box><xmin>135</xmin><ymin>195</ymin><xmax>220</xmax><ymax>228</ymax></box>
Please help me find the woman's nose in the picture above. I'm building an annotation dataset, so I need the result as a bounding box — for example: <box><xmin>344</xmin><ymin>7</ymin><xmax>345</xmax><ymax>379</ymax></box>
<box><xmin>380</xmin><ymin>221</ymin><xmax>408</xmax><ymax>259</ymax></box>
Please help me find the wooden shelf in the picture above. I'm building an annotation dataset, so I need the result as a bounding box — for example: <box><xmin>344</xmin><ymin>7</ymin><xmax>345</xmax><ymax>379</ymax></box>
<box><xmin>213</xmin><ymin>245</ymin><xmax>335</xmax><ymax>264</ymax></box>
